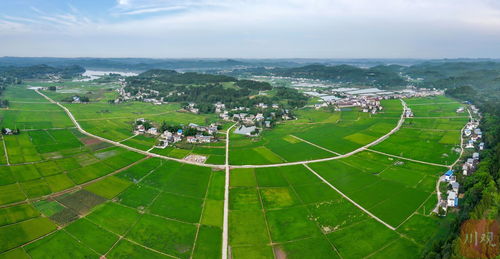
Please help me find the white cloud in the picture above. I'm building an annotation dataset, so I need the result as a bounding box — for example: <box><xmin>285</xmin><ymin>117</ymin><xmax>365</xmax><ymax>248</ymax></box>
<box><xmin>1</xmin><ymin>0</ymin><xmax>500</xmax><ymax>58</ymax></box>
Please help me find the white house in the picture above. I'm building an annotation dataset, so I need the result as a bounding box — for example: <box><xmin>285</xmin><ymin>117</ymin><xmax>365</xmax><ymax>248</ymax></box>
<box><xmin>234</xmin><ymin>125</ymin><xmax>257</xmax><ymax>136</ymax></box>
<box><xmin>444</xmin><ymin>170</ymin><xmax>454</xmax><ymax>182</ymax></box>
<box><xmin>451</xmin><ymin>182</ymin><xmax>460</xmax><ymax>193</ymax></box>
<box><xmin>147</xmin><ymin>127</ymin><xmax>158</xmax><ymax>135</ymax></box>
<box><xmin>447</xmin><ymin>191</ymin><xmax>458</xmax><ymax>207</ymax></box>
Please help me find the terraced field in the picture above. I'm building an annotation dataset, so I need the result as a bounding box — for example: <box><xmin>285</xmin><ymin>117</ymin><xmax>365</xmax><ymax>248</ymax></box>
<box><xmin>0</xmin><ymin>87</ymin><xmax>467</xmax><ymax>258</ymax></box>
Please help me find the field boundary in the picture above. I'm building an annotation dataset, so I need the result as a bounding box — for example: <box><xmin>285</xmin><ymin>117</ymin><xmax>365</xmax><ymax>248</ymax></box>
<box><xmin>289</xmin><ymin>135</ymin><xmax>342</xmax><ymax>155</ymax></box>
<box><xmin>365</xmin><ymin>149</ymin><xmax>449</xmax><ymax>168</ymax></box>
<box><xmin>230</xmin><ymin>99</ymin><xmax>407</xmax><ymax>168</ymax></box>
<box><xmin>34</xmin><ymin>89</ymin><xmax>226</xmax><ymax>170</ymax></box>
<box><xmin>0</xmin><ymin>156</ymin><xmax>150</xmax><ymax>209</ymax></box>
<box><xmin>1</xmin><ymin>135</ymin><xmax>9</xmax><ymax>165</ymax></box>
<box><xmin>303</xmin><ymin>164</ymin><xmax>396</xmax><ymax>230</ymax></box>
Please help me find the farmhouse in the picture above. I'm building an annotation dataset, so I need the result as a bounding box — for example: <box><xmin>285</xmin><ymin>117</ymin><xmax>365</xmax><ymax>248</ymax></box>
<box><xmin>447</xmin><ymin>191</ymin><xmax>458</xmax><ymax>207</ymax></box>
<box><xmin>443</xmin><ymin>170</ymin><xmax>454</xmax><ymax>182</ymax></box>
<box><xmin>3</xmin><ymin>128</ymin><xmax>13</xmax><ymax>135</ymax></box>
<box><xmin>451</xmin><ymin>182</ymin><xmax>460</xmax><ymax>193</ymax></box>
<box><xmin>234</xmin><ymin>125</ymin><xmax>257</xmax><ymax>136</ymax></box>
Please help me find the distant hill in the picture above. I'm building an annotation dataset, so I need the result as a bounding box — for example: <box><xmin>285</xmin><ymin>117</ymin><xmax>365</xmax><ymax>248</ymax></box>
<box><xmin>0</xmin><ymin>64</ymin><xmax>85</xmax><ymax>80</ymax></box>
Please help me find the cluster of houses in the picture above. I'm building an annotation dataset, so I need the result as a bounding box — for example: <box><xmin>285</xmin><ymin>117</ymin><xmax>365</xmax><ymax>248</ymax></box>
<box><xmin>185</xmin><ymin>103</ymin><xmax>199</xmax><ymax>114</ymax></box>
<box><xmin>116</xmin><ymin>84</ymin><xmax>166</xmax><ymax>105</ymax></box>
<box><xmin>306</xmin><ymin>87</ymin><xmax>443</xmax><ymax>113</ymax></box>
<box><xmin>133</xmin><ymin>118</ymin><xmax>219</xmax><ymax>149</ymax></box>
<box><xmin>443</xmin><ymin>170</ymin><xmax>460</xmax><ymax>208</ymax></box>
<box><xmin>439</xmin><ymin>109</ymin><xmax>484</xmax><ymax>213</ymax></box>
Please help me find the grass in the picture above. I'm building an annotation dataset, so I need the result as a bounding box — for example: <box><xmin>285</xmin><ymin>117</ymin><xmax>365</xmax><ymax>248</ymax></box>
<box><xmin>86</xmin><ymin>202</ymin><xmax>140</xmax><ymax>235</ymax></box>
<box><xmin>107</xmin><ymin>239</ymin><xmax>166</xmax><ymax>258</ymax></box>
<box><xmin>126</xmin><ymin>213</ymin><xmax>197</xmax><ymax>259</ymax></box>
<box><xmin>149</xmin><ymin>192</ymin><xmax>203</xmax><ymax>223</ymax></box>
<box><xmin>118</xmin><ymin>184</ymin><xmax>160</xmax><ymax>209</ymax></box>
<box><xmin>0</xmin><ymin>217</ymin><xmax>57</xmax><ymax>253</ymax></box>
<box><xmin>25</xmin><ymin>231</ymin><xmax>98</xmax><ymax>258</ymax></box>
<box><xmin>0</xmin><ymin>184</ymin><xmax>26</xmax><ymax>205</ymax></box>
<box><xmin>65</xmin><ymin>218</ymin><xmax>119</xmax><ymax>254</ymax></box>
<box><xmin>84</xmin><ymin>175</ymin><xmax>132</xmax><ymax>199</ymax></box>
<box><xmin>0</xmin><ymin>204</ymin><xmax>39</xmax><ymax>227</ymax></box>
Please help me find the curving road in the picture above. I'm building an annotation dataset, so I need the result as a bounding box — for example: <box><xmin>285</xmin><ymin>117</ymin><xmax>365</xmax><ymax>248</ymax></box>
<box><xmin>35</xmin><ymin>89</ymin><xmax>226</xmax><ymax>170</ymax></box>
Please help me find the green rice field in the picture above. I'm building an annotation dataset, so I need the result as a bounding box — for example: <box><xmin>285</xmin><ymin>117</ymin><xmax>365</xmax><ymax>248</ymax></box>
<box><xmin>0</xmin><ymin>86</ymin><xmax>467</xmax><ymax>258</ymax></box>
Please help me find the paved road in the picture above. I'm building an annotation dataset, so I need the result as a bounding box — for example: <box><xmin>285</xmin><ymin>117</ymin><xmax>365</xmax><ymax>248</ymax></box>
<box><xmin>222</xmin><ymin>123</ymin><xmax>236</xmax><ymax>259</ymax></box>
<box><xmin>35</xmin><ymin>90</ymin><xmax>226</xmax><ymax>170</ymax></box>
<box><xmin>230</xmin><ymin>100</ymin><xmax>408</xmax><ymax>169</ymax></box>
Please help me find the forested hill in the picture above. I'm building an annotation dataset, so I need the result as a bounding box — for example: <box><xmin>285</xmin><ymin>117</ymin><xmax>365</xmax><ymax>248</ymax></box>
<box><xmin>405</xmin><ymin>62</ymin><xmax>500</xmax><ymax>95</ymax></box>
<box><xmin>124</xmin><ymin>69</ymin><xmax>307</xmax><ymax>113</ymax></box>
<box><xmin>231</xmin><ymin>64</ymin><xmax>407</xmax><ymax>88</ymax></box>
<box><xmin>0</xmin><ymin>64</ymin><xmax>85</xmax><ymax>80</ymax></box>
<box><xmin>230</xmin><ymin>61</ymin><xmax>500</xmax><ymax>91</ymax></box>
<box><xmin>423</xmin><ymin>76</ymin><xmax>500</xmax><ymax>258</ymax></box>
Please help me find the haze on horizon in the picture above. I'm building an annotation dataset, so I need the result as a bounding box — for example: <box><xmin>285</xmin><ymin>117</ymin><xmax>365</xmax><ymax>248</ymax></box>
<box><xmin>1</xmin><ymin>0</ymin><xmax>500</xmax><ymax>59</ymax></box>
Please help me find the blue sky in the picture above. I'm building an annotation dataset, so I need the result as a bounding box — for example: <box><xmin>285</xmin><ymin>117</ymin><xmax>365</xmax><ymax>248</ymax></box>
<box><xmin>1</xmin><ymin>0</ymin><xmax>500</xmax><ymax>58</ymax></box>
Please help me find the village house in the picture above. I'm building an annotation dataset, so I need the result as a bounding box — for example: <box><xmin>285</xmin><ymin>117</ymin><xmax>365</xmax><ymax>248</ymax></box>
<box><xmin>451</xmin><ymin>182</ymin><xmax>460</xmax><ymax>193</ymax></box>
<box><xmin>444</xmin><ymin>170</ymin><xmax>454</xmax><ymax>182</ymax></box>
<box><xmin>256</xmin><ymin>103</ymin><xmax>268</xmax><ymax>109</ymax></box>
<box><xmin>234</xmin><ymin>125</ymin><xmax>257</xmax><ymax>136</ymax></box>
<box><xmin>134</xmin><ymin>124</ymin><xmax>145</xmax><ymax>135</ymax></box>
<box><xmin>447</xmin><ymin>191</ymin><xmax>458</xmax><ymax>207</ymax></box>
<box><xmin>147</xmin><ymin>127</ymin><xmax>159</xmax><ymax>135</ymax></box>
<box><xmin>462</xmin><ymin>164</ymin><xmax>469</xmax><ymax>176</ymax></box>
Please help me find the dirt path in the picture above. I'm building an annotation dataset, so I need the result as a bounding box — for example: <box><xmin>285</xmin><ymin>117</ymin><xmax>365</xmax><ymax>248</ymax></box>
<box><xmin>365</xmin><ymin>149</ymin><xmax>449</xmax><ymax>168</ymax></box>
<box><xmin>1</xmin><ymin>135</ymin><xmax>9</xmax><ymax>165</ymax></box>
<box><xmin>290</xmin><ymin>135</ymin><xmax>341</xmax><ymax>155</ymax></box>
<box><xmin>303</xmin><ymin>164</ymin><xmax>396</xmax><ymax>230</ymax></box>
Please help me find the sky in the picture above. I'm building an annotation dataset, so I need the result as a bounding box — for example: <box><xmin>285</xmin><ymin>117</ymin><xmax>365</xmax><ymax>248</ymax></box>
<box><xmin>1</xmin><ymin>0</ymin><xmax>500</xmax><ymax>58</ymax></box>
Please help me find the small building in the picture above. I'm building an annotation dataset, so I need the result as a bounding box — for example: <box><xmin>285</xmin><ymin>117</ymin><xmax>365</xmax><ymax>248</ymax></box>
<box><xmin>479</xmin><ymin>142</ymin><xmax>485</xmax><ymax>150</ymax></box>
<box><xmin>264</xmin><ymin>121</ymin><xmax>271</xmax><ymax>128</ymax></box>
<box><xmin>444</xmin><ymin>170</ymin><xmax>454</xmax><ymax>182</ymax></box>
<box><xmin>156</xmin><ymin>140</ymin><xmax>168</xmax><ymax>149</ymax></box>
<box><xmin>187</xmin><ymin>136</ymin><xmax>197</xmax><ymax>143</ymax></box>
<box><xmin>147</xmin><ymin>127</ymin><xmax>158</xmax><ymax>135</ymax></box>
<box><xmin>3</xmin><ymin>128</ymin><xmax>13</xmax><ymax>135</ymax></box>
<box><xmin>447</xmin><ymin>191</ymin><xmax>458</xmax><ymax>207</ymax></box>
<box><xmin>451</xmin><ymin>182</ymin><xmax>460</xmax><ymax>193</ymax></box>
<box><xmin>234</xmin><ymin>125</ymin><xmax>257</xmax><ymax>136</ymax></box>
<box><xmin>472</xmin><ymin>152</ymin><xmax>480</xmax><ymax>160</ymax></box>
<box><xmin>462</xmin><ymin>164</ymin><xmax>468</xmax><ymax>176</ymax></box>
